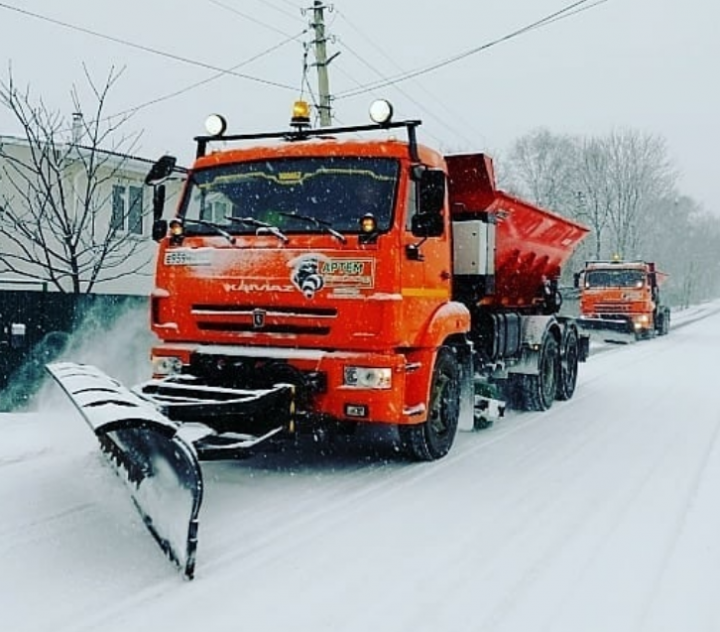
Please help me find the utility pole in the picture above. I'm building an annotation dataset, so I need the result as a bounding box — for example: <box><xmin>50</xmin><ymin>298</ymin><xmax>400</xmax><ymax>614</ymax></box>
<box><xmin>309</xmin><ymin>1</ymin><xmax>338</xmax><ymax>127</ymax></box>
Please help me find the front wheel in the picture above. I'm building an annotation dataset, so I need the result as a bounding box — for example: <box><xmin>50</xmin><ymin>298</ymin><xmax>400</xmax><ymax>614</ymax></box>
<box><xmin>400</xmin><ymin>347</ymin><xmax>460</xmax><ymax>461</ymax></box>
<box><xmin>658</xmin><ymin>310</ymin><xmax>671</xmax><ymax>335</ymax></box>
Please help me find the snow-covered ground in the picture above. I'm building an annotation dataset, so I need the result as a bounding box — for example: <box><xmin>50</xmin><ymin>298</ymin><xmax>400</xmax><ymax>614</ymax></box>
<box><xmin>2</xmin><ymin>300</ymin><xmax>720</xmax><ymax>632</ymax></box>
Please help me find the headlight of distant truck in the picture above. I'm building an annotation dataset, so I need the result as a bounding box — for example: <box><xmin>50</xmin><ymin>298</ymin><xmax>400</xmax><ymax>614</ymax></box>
<box><xmin>343</xmin><ymin>366</ymin><xmax>392</xmax><ymax>389</ymax></box>
<box><xmin>152</xmin><ymin>355</ymin><xmax>183</xmax><ymax>376</ymax></box>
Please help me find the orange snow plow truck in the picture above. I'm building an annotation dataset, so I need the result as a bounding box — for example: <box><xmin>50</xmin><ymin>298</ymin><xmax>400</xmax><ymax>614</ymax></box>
<box><xmin>47</xmin><ymin>100</ymin><xmax>589</xmax><ymax>578</ymax></box>
<box><xmin>576</xmin><ymin>257</ymin><xmax>670</xmax><ymax>342</ymax></box>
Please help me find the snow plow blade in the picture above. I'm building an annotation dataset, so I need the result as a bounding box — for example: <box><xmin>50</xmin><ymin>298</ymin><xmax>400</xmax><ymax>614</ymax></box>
<box><xmin>576</xmin><ymin>317</ymin><xmax>636</xmax><ymax>343</ymax></box>
<box><xmin>46</xmin><ymin>362</ymin><xmax>203</xmax><ymax>580</ymax></box>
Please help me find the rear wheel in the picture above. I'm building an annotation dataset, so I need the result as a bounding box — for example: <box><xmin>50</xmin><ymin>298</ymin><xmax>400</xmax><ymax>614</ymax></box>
<box><xmin>520</xmin><ymin>334</ymin><xmax>559</xmax><ymax>411</ymax></box>
<box><xmin>556</xmin><ymin>329</ymin><xmax>579</xmax><ymax>401</ymax></box>
<box><xmin>400</xmin><ymin>347</ymin><xmax>460</xmax><ymax>461</ymax></box>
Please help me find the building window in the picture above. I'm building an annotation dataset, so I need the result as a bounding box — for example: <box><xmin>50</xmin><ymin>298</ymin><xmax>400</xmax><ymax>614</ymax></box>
<box><xmin>111</xmin><ymin>184</ymin><xmax>144</xmax><ymax>235</ymax></box>
<box><xmin>128</xmin><ymin>186</ymin><xmax>143</xmax><ymax>235</ymax></box>
<box><xmin>111</xmin><ymin>185</ymin><xmax>125</xmax><ymax>231</ymax></box>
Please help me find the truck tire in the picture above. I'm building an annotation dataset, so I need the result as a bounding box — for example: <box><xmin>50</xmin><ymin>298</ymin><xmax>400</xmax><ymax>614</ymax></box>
<box><xmin>520</xmin><ymin>334</ymin><xmax>559</xmax><ymax>411</ymax></box>
<box><xmin>659</xmin><ymin>310</ymin><xmax>671</xmax><ymax>335</ymax></box>
<box><xmin>400</xmin><ymin>346</ymin><xmax>460</xmax><ymax>461</ymax></box>
<box><xmin>556</xmin><ymin>329</ymin><xmax>579</xmax><ymax>401</ymax></box>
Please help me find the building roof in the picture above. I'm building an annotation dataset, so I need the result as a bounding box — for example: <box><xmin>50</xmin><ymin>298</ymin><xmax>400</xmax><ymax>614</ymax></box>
<box><xmin>0</xmin><ymin>134</ymin><xmax>175</xmax><ymax>173</ymax></box>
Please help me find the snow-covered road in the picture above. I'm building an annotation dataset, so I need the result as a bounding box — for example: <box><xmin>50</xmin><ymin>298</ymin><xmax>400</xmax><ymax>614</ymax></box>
<box><xmin>2</xmin><ymin>302</ymin><xmax>720</xmax><ymax>632</ymax></box>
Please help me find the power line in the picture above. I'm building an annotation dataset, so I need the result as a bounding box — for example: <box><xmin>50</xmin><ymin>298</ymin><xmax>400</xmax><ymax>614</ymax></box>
<box><xmin>336</xmin><ymin>0</ymin><xmax>609</xmax><ymax>100</ymax></box>
<box><xmin>299</xmin><ymin>42</ymin><xmax>320</xmax><ymax>121</ymax></box>
<box><xmin>13</xmin><ymin>30</ymin><xmax>304</xmax><ymax>139</ymax></box>
<box><xmin>208</xmin><ymin>0</ymin><xmax>299</xmax><ymax>37</ymax></box>
<box><xmin>333</xmin><ymin>37</ymin><xmax>449</xmax><ymax>146</ymax></box>
<box><xmin>108</xmin><ymin>31</ymin><xmax>306</xmax><ymax>122</ymax></box>
<box><xmin>333</xmin><ymin>11</ymin><xmax>488</xmax><ymax>147</ymax></box>
<box><xmin>528</xmin><ymin>0</ymin><xmax>609</xmax><ymax>29</ymax></box>
<box><xmin>0</xmin><ymin>1</ymin><xmax>298</xmax><ymax>92</ymax></box>
<box><xmin>259</xmin><ymin>0</ymin><xmax>305</xmax><ymax>21</ymax></box>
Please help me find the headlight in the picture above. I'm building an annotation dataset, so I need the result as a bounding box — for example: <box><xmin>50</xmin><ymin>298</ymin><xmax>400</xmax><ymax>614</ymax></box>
<box><xmin>152</xmin><ymin>356</ymin><xmax>183</xmax><ymax>376</ymax></box>
<box><xmin>344</xmin><ymin>366</ymin><xmax>392</xmax><ymax>389</ymax></box>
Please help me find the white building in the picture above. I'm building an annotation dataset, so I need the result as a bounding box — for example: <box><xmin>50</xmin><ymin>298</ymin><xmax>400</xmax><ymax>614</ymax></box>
<box><xmin>0</xmin><ymin>134</ymin><xmax>183</xmax><ymax>295</ymax></box>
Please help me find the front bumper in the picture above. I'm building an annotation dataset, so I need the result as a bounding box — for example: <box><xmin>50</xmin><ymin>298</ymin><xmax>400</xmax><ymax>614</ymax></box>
<box><xmin>146</xmin><ymin>344</ymin><xmax>420</xmax><ymax>429</ymax></box>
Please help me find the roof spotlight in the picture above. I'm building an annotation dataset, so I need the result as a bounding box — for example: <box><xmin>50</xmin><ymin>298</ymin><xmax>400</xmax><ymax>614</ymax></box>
<box><xmin>204</xmin><ymin>114</ymin><xmax>227</xmax><ymax>137</ymax></box>
<box><xmin>369</xmin><ymin>99</ymin><xmax>394</xmax><ymax>125</ymax></box>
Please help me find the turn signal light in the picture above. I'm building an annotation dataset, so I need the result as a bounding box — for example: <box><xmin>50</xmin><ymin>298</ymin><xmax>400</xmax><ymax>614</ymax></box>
<box><xmin>360</xmin><ymin>213</ymin><xmax>377</xmax><ymax>233</ymax></box>
<box><xmin>169</xmin><ymin>219</ymin><xmax>184</xmax><ymax>237</ymax></box>
<box><xmin>169</xmin><ymin>218</ymin><xmax>185</xmax><ymax>245</ymax></box>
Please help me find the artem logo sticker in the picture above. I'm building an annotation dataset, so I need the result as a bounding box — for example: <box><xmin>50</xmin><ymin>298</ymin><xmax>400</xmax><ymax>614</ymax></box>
<box><xmin>289</xmin><ymin>254</ymin><xmax>375</xmax><ymax>299</ymax></box>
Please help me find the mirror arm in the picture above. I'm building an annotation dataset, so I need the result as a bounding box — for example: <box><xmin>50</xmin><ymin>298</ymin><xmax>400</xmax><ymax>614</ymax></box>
<box><xmin>407</xmin><ymin>124</ymin><xmax>420</xmax><ymax>164</ymax></box>
<box><xmin>405</xmin><ymin>237</ymin><xmax>427</xmax><ymax>261</ymax></box>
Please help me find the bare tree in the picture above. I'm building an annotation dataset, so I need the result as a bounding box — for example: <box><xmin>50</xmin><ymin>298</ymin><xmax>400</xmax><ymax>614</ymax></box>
<box><xmin>506</xmin><ymin>129</ymin><xmax>590</xmax><ymax>282</ymax></box>
<box><xmin>573</xmin><ymin>136</ymin><xmax>614</xmax><ymax>260</ymax></box>
<box><xmin>506</xmin><ymin>129</ymin><xmax>579</xmax><ymax>212</ymax></box>
<box><xmin>502</xmin><ymin>125</ymin><xmax>720</xmax><ymax>304</ymax></box>
<box><xmin>671</xmin><ymin>202</ymin><xmax>720</xmax><ymax>307</ymax></box>
<box><xmin>0</xmin><ymin>66</ymin><xmax>152</xmax><ymax>293</ymax></box>
<box><xmin>600</xmin><ymin>129</ymin><xmax>676</xmax><ymax>258</ymax></box>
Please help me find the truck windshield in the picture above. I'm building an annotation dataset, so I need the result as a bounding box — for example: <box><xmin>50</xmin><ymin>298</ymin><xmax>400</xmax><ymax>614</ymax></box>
<box><xmin>585</xmin><ymin>269</ymin><xmax>645</xmax><ymax>288</ymax></box>
<box><xmin>180</xmin><ymin>156</ymin><xmax>399</xmax><ymax>236</ymax></box>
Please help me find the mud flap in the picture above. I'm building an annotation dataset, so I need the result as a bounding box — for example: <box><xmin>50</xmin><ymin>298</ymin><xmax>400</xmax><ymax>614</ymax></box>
<box><xmin>46</xmin><ymin>362</ymin><xmax>203</xmax><ymax>580</ymax></box>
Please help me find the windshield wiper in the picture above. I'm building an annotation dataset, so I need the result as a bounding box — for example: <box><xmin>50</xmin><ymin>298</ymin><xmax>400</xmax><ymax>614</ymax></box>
<box><xmin>279</xmin><ymin>212</ymin><xmax>347</xmax><ymax>244</ymax></box>
<box><xmin>183</xmin><ymin>218</ymin><xmax>236</xmax><ymax>245</ymax></box>
<box><xmin>226</xmin><ymin>216</ymin><xmax>289</xmax><ymax>243</ymax></box>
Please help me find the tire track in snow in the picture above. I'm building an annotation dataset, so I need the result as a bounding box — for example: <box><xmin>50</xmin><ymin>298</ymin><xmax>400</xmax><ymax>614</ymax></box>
<box><xmin>55</xmin><ymin>307</ymin><xmax>720</xmax><ymax>632</ymax></box>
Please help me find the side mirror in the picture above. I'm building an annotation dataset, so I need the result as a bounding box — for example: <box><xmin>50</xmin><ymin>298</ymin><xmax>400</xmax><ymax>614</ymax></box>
<box><xmin>573</xmin><ymin>272</ymin><xmax>581</xmax><ymax>288</ymax></box>
<box><xmin>411</xmin><ymin>168</ymin><xmax>445</xmax><ymax>238</ymax></box>
<box><xmin>145</xmin><ymin>155</ymin><xmax>177</xmax><ymax>186</ymax></box>
<box><xmin>411</xmin><ymin>212</ymin><xmax>444</xmax><ymax>238</ymax></box>
<box><xmin>153</xmin><ymin>184</ymin><xmax>167</xmax><ymax>221</ymax></box>
<box><xmin>418</xmin><ymin>168</ymin><xmax>445</xmax><ymax>216</ymax></box>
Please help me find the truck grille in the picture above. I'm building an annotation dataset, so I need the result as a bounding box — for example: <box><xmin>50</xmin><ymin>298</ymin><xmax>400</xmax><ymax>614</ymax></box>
<box><xmin>595</xmin><ymin>303</ymin><xmax>632</xmax><ymax>313</ymax></box>
<box><xmin>192</xmin><ymin>303</ymin><xmax>337</xmax><ymax>336</ymax></box>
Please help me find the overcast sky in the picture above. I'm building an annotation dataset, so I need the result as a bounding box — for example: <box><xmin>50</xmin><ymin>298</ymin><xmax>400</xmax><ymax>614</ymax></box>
<box><xmin>2</xmin><ymin>0</ymin><xmax>718</xmax><ymax>214</ymax></box>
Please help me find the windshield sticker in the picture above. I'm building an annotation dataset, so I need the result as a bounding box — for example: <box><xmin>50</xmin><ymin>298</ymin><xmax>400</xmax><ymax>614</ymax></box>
<box><xmin>201</xmin><ymin>167</ymin><xmax>395</xmax><ymax>188</ymax></box>
<box><xmin>289</xmin><ymin>254</ymin><xmax>375</xmax><ymax>298</ymax></box>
